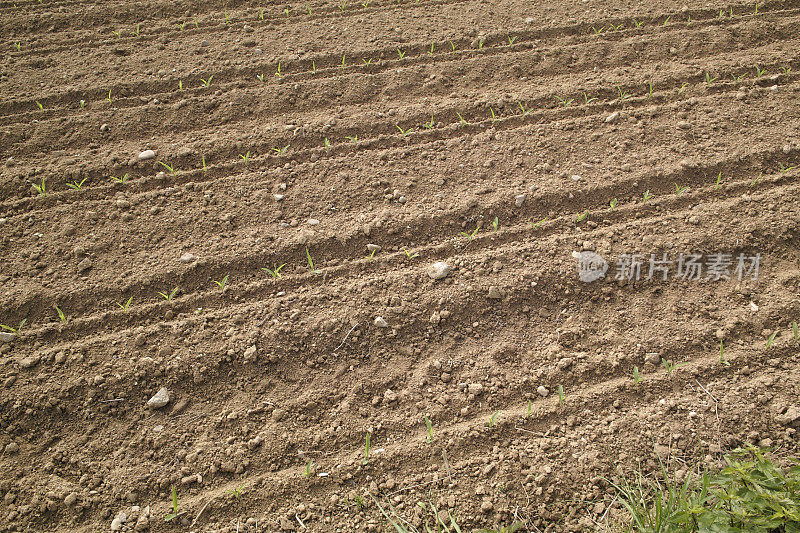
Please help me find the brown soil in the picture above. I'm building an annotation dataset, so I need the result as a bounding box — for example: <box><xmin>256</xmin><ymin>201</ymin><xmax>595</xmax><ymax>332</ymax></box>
<box><xmin>1</xmin><ymin>0</ymin><xmax>800</xmax><ymax>531</ymax></box>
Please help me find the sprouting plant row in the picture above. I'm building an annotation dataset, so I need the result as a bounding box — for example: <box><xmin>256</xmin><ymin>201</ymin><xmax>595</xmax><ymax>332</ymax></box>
<box><xmin>3</xmin><ymin>154</ymin><xmax>797</xmax><ymax>348</ymax></box>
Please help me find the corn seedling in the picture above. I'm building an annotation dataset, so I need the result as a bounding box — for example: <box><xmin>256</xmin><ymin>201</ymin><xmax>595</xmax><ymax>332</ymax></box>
<box><xmin>200</xmin><ymin>76</ymin><xmax>213</xmax><ymax>87</ymax></box>
<box><xmin>111</xmin><ymin>173</ymin><xmax>129</xmax><ymax>185</ymax></box>
<box><xmin>490</xmin><ymin>107</ymin><xmax>499</xmax><ymax>122</ymax></box>
<box><xmin>361</xmin><ymin>57</ymin><xmax>372</xmax><ymax>66</ymax></box>
<box><xmin>750</xmin><ymin>172</ymin><xmax>761</xmax><ymax>187</ymax></box>
<box><xmin>732</xmin><ymin>72</ymin><xmax>746</xmax><ymax>81</ymax></box>
<box><xmin>396</xmin><ymin>124</ymin><xmax>413</xmax><ymax>138</ymax></box>
<box><xmin>263</xmin><ymin>264</ymin><xmax>286</xmax><ymax>279</ymax></box>
<box><xmin>423</xmin><ymin>415</ymin><xmax>434</xmax><ymax>442</ymax></box>
<box><xmin>36</xmin><ymin>101</ymin><xmax>44</xmax><ymax>111</ymax></box>
<box><xmin>720</xmin><ymin>340</ymin><xmax>729</xmax><ymax>366</ymax></box>
<box><xmin>158</xmin><ymin>161</ymin><xmax>176</xmax><ymax>175</ymax></box>
<box><xmin>610</xmin><ymin>198</ymin><xmax>618</xmax><ymax>211</ymax></box>
<box><xmin>338</xmin><ymin>0</ymin><xmax>347</xmax><ymax>10</ymax></box>
<box><xmin>306</xmin><ymin>248</ymin><xmax>320</xmax><ymax>274</ymax></box>
<box><xmin>491</xmin><ymin>216</ymin><xmax>499</xmax><ymax>231</ymax></box>
<box><xmin>422</xmin><ymin>115</ymin><xmax>435</xmax><ymax>130</ymax></box>
<box><xmin>661</xmin><ymin>358</ymin><xmax>686</xmax><ymax>376</ymax></box>
<box><xmin>341</xmin><ymin>53</ymin><xmax>346</xmax><ymax>68</ymax></box>
<box><xmin>323</xmin><ymin>137</ymin><xmax>330</xmax><ymax>150</ymax></box>
<box><xmin>617</xmin><ymin>85</ymin><xmax>631</xmax><ymax>102</ymax></box>
<box><xmin>583</xmin><ymin>92</ymin><xmax>597</xmax><ymax>104</ymax></box>
<box><xmin>427</xmin><ymin>43</ymin><xmax>435</xmax><ymax>55</ymax></box>
<box><xmin>177</xmin><ymin>20</ymin><xmax>186</xmax><ymax>30</ymax></box>
<box><xmin>345</xmin><ymin>135</ymin><xmax>358</xmax><ymax>143</ymax></box>
<box><xmin>460</xmin><ymin>226</ymin><xmax>479</xmax><ymax>241</ymax></box>
<box><xmin>158</xmin><ymin>287</ymin><xmax>179</xmax><ymax>302</ymax></box>
<box><xmin>0</xmin><ymin>319</ymin><xmax>26</xmax><ymax>335</ymax></box>
<box><xmin>675</xmin><ymin>183</ymin><xmax>689</xmax><ymax>195</ymax></box>
<box><xmin>778</xmin><ymin>162</ymin><xmax>796</xmax><ymax>173</ymax></box>
<box><xmin>403</xmin><ymin>248</ymin><xmax>419</xmax><ymax>260</ymax></box>
<box><xmin>556</xmin><ymin>96</ymin><xmax>574</xmax><ymax>107</ymax></box>
<box><xmin>259</xmin><ymin>8</ymin><xmax>264</xmax><ymax>20</ymax></box>
<box><xmin>272</xmin><ymin>145</ymin><xmax>290</xmax><ymax>155</ymax></box>
<box><xmin>79</xmin><ymin>99</ymin><xmax>86</xmax><ymax>109</ymax></box>
<box><xmin>367</xmin><ymin>249</ymin><xmax>376</xmax><ymax>262</ymax></box>
<box><xmin>106</xmin><ymin>89</ymin><xmax>112</xmax><ymax>103</ymax></box>
<box><xmin>284</xmin><ymin>7</ymin><xmax>289</xmax><ymax>15</ymax></box>
<box><xmin>304</xmin><ymin>460</ymin><xmax>313</xmax><ymax>477</ymax></box>
<box><xmin>239</xmin><ymin>151</ymin><xmax>250</xmax><ymax>164</ymax></box>
<box><xmin>576</xmin><ymin>210</ymin><xmax>588</xmax><ymax>222</ymax></box>
<box><xmin>477</xmin><ymin>38</ymin><xmax>484</xmax><ymax>49</ymax></box>
<box><xmin>54</xmin><ymin>305</ymin><xmax>66</xmax><ymax>322</ymax></box>
<box><xmin>531</xmin><ymin>217</ymin><xmax>548</xmax><ymax>229</ymax></box>
<box><xmin>592</xmin><ymin>26</ymin><xmax>605</xmax><ymax>34</ymax></box>
<box><xmin>488</xmin><ymin>410</ymin><xmax>500</xmax><ymax>427</ymax></box>
<box><xmin>754</xmin><ymin>1</ymin><xmax>758</xmax><ymax>14</ymax></box>
<box><xmin>526</xmin><ymin>399</ymin><xmax>533</xmax><ymax>418</ymax></box>
<box><xmin>633</xmin><ymin>18</ymin><xmax>644</xmax><ymax>28</ymax></box>
<box><xmin>194</xmin><ymin>16</ymin><xmax>199</xmax><ymax>28</ymax></box>
<box><xmin>612</xmin><ymin>22</ymin><xmax>624</xmax><ymax>30</ymax></box>
<box><xmin>518</xmin><ymin>102</ymin><xmax>531</xmax><ymax>116</ymax></box>
<box><xmin>362</xmin><ymin>433</ymin><xmax>370</xmax><ymax>465</ymax></box>
<box><xmin>212</xmin><ymin>275</ymin><xmax>229</xmax><ymax>293</ymax></box>
<box><xmin>361</xmin><ymin>0</ymin><xmax>369</xmax><ymax>6</ymax></box>
<box><xmin>312</xmin><ymin>60</ymin><xmax>316</xmax><ymax>73</ymax></box>
<box><xmin>66</xmin><ymin>178</ymin><xmax>88</xmax><ymax>190</ymax></box>
<box><xmin>224</xmin><ymin>11</ymin><xmax>230</xmax><ymax>22</ymax></box>
<box><xmin>456</xmin><ymin>112</ymin><xmax>468</xmax><ymax>125</ymax></box>
<box><xmin>397</xmin><ymin>48</ymin><xmax>406</xmax><ymax>59</ymax></box>
<box><xmin>274</xmin><ymin>62</ymin><xmax>282</xmax><ymax>77</ymax></box>
<box><xmin>178</xmin><ymin>80</ymin><xmax>183</xmax><ymax>91</ymax></box>
<box><xmin>256</xmin><ymin>73</ymin><xmax>264</xmax><ymax>82</ymax></box>
<box><xmin>715</xmin><ymin>171</ymin><xmax>722</xmax><ymax>189</ymax></box>
<box><xmin>225</xmin><ymin>484</ymin><xmax>245</xmax><ymax>500</ymax></box>
<box><xmin>112</xmin><ymin>30</ymin><xmax>121</xmax><ymax>38</ymax></box>
<box><xmin>201</xmin><ymin>155</ymin><xmax>207</xmax><ymax>172</ymax></box>
<box><xmin>508</xmin><ymin>35</ymin><xmax>517</xmax><ymax>45</ymax></box>
<box><xmin>557</xmin><ymin>385</ymin><xmax>565</xmax><ymax>405</ymax></box>
<box><xmin>647</xmin><ymin>81</ymin><xmax>654</xmax><ymax>97</ymax></box>
<box><xmin>32</xmin><ymin>177</ymin><xmax>46</xmax><ymax>196</ymax></box>
<box><xmin>164</xmin><ymin>486</ymin><xmax>183</xmax><ymax>522</ymax></box>
<box><xmin>118</xmin><ymin>297</ymin><xmax>133</xmax><ymax>311</ymax></box>
<box><xmin>678</xmin><ymin>82</ymin><xmax>689</xmax><ymax>94</ymax></box>
<box><xmin>792</xmin><ymin>321</ymin><xmax>798</xmax><ymax>342</ymax></box>
<box><xmin>705</xmin><ymin>72</ymin><xmax>718</xmax><ymax>85</ymax></box>
<box><xmin>662</xmin><ymin>15</ymin><xmax>671</xmax><ymax>26</ymax></box>
<box><xmin>755</xmin><ymin>65</ymin><xmax>765</xmax><ymax>78</ymax></box>
<box><xmin>449</xmin><ymin>40</ymin><xmax>457</xmax><ymax>52</ymax></box>
<box><xmin>766</xmin><ymin>331</ymin><xmax>778</xmax><ymax>349</ymax></box>
<box><xmin>781</xmin><ymin>66</ymin><xmax>792</xmax><ymax>75</ymax></box>
<box><xmin>13</xmin><ymin>42</ymin><xmax>21</xmax><ymax>51</ymax></box>
<box><xmin>133</xmin><ymin>23</ymin><xmax>141</xmax><ymax>36</ymax></box>
<box><xmin>643</xmin><ymin>190</ymin><xmax>654</xmax><ymax>203</ymax></box>
<box><xmin>633</xmin><ymin>366</ymin><xmax>640</xmax><ymax>385</ymax></box>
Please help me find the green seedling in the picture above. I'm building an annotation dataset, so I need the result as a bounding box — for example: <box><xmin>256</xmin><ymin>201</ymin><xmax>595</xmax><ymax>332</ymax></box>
<box><xmin>338</xmin><ymin>0</ymin><xmax>347</xmax><ymax>11</ymax></box>
<box><xmin>526</xmin><ymin>399</ymin><xmax>533</xmax><ymax>418</ymax></box>
<box><xmin>508</xmin><ymin>35</ymin><xmax>517</xmax><ymax>45</ymax></box>
<box><xmin>200</xmin><ymin>76</ymin><xmax>213</xmax><ymax>87</ymax></box>
<box><xmin>284</xmin><ymin>7</ymin><xmax>289</xmax><ymax>15</ymax></box>
<box><xmin>177</xmin><ymin>20</ymin><xmax>186</xmax><ymax>30</ymax></box>
<box><xmin>556</xmin><ymin>96</ymin><xmax>574</xmax><ymax>107</ymax></box>
<box><xmin>705</xmin><ymin>72</ymin><xmax>718</xmax><ymax>85</ymax></box>
<box><xmin>312</xmin><ymin>60</ymin><xmax>316</xmax><ymax>73</ymax></box>
<box><xmin>403</xmin><ymin>248</ymin><xmax>419</xmax><ymax>260</ymax></box>
<box><xmin>112</xmin><ymin>30</ymin><xmax>121</xmax><ymax>38</ymax></box>
<box><xmin>675</xmin><ymin>183</ymin><xmax>689</xmax><ymax>195</ymax></box>
<box><xmin>225</xmin><ymin>484</ymin><xmax>245</xmax><ymax>500</ymax></box>
<box><xmin>164</xmin><ymin>485</ymin><xmax>183</xmax><ymax>522</ymax></box>
<box><xmin>273</xmin><ymin>145</ymin><xmax>290</xmax><ymax>155</ymax></box>
<box><xmin>778</xmin><ymin>162</ymin><xmax>796</xmax><ymax>173</ymax></box>
<box><xmin>792</xmin><ymin>321</ymin><xmax>798</xmax><ymax>342</ymax></box>
<box><xmin>617</xmin><ymin>85</ymin><xmax>631</xmax><ymax>102</ymax></box>
<box><xmin>396</xmin><ymin>124</ymin><xmax>413</xmax><ymax>138</ymax></box>
<box><xmin>633</xmin><ymin>366</ymin><xmax>640</xmax><ymax>385</ymax></box>
<box><xmin>361</xmin><ymin>57</ymin><xmax>372</xmax><ymax>66</ymax></box>
<box><xmin>323</xmin><ymin>137</ymin><xmax>330</xmax><ymax>150</ymax></box>
<box><xmin>766</xmin><ymin>331</ymin><xmax>777</xmax><ymax>349</ymax></box>
<box><xmin>422</xmin><ymin>115</ymin><xmax>435</xmax><ymax>130</ymax></box>
<box><xmin>490</xmin><ymin>107</ymin><xmax>498</xmax><ymax>122</ymax></box>
<box><xmin>612</xmin><ymin>22</ymin><xmax>624</xmax><ymax>30</ymax></box>
<box><xmin>304</xmin><ymin>460</ymin><xmax>313</xmax><ymax>477</ymax></box>
<box><xmin>678</xmin><ymin>82</ymin><xmax>689</xmax><ymax>94</ymax></box>
<box><xmin>460</xmin><ymin>226</ymin><xmax>479</xmax><ymax>241</ymax></box>
<box><xmin>750</xmin><ymin>172</ymin><xmax>761</xmax><ymax>187</ymax></box>
<box><xmin>259</xmin><ymin>8</ymin><xmax>264</xmax><ymax>19</ymax></box>
<box><xmin>158</xmin><ymin>161</ymin><xmax>176</xmax><ymax>175</ymax></box>
<box><xmin>491</xmin><ymin>216</ymin><xmax>499</xmax><ymax>231</ymax></box>
<box><xmin>456</xmin><ymin>112</ymin><xmax>468</xmax><ymax>125</ymax></box>
<box><xmin>66</xmin><ymin>178</ymin><xmax>88</xmax><ymax>190</ymax></box>
<box><xmin>424</xmin><ymin>415</ymin><xmax>434</xmax><ymax>442</ymax></box>
<box><xmin>531</xmin><ymin>217</ymin><xmax>548</xmax><ymax>229</ymax></box>
<box><xmin>662</xmin><ymin>15</ymin><xmax>671</xmax><ymax>25</ymax></box>
<box><xmin>367</xmin><ymin>249</ymin><xmax>376</xmax><ymax>262</ymax></box>
<box><xmin>201</xmin><ymin>155</ymin><xmax>207</xmax><ymax>172</ymax></box>
<box><xmin>178</xmin><ymin>80</ymin><xmax>183</xmax><ymax>91</ymax></box>
<box><xmin>306</xmin><ymin>248</ymin><xmax>320</xmax><ymax>274</ymax></box>
<box><xmin>576</xmin><ymin>210</ymin><xmax>588</xmax><ymax>222</ymax></box>
<box><xmin>449</xmin><ymin>40</ymin><xmax>457</xmax><ymax>52</ymax></box>
<box><xmin>262</xmin><ymin>264</ymin><xmax>286</xmax><ymax>279</ymax></box>
<box><xmin>274</xmin><ymin>62</ymin><xmax>282</xmax><ymax>77</ymax></box>
<box><xmin>158</xmin><ymin>287</ymin><xmax>179</xmax><ymax>302</ymax></box>
<box><xmin>720</xmin><ymin>340</ymin><xmax>729</xmax><ymax>366</ymax></box>
<box><xmin>661</xmin><ymin>358</ymin><xmax>686</xmax><ymax>376</ymax></box>
<box><xmin>194</xmin><ymin>16</ymin><xmax>199</xmax><ymax>28</ymax></box>
<box><xmin>212</xmin><ymin>274</ymin><xmax>229</xmax><ymax>293</ymax></box>
<box><xmin>13</xmin><ymin>42</ymin><xmax>21</xmax><ymax>51</ymax></box>
<box><xmin>345</xmin><ymin>135</ymin><xmax>358</xmax><ymax>143</ymax></box>
<box><xmin>643</xmin><ymin>190</ymin><xmax>654</xmax><ymax>203</ymax></box>
<box><xmin>592</xmin><ymin>26</ymin><xmax>605</xmax><ymax>34</ymax></box>
<box><xmin>256</xmin><ymin>73</ymin><xmax>265</xmax><ymax>83</ymax></box>
<box><xmin>106</xmin><ymin>89</ymin><xmax>112</xmax><ymax>103</ymax></box>
<box><xmin>32</xmin><ymin>178</ymin><xmax>46</xmax><ymax>196</ymax></box>
<box><xmin>54</xmin><ymin>306</ymin><xmax>66</xmax><ymax>323</ymax></box>
<box><xmin>397</xmin><ymin>48</ymin><xmax>406</xmax><ymax>59</ymax></box>
<box><xmin>715</xmin><ymin>171</ymin><xmax>722</xmax><ymax>189</ymax></box>
<box><xmin>239</xmin><ymin>151</ymin><xmax>250</xmax><ymax>164</ymax></box>
<box><xmin>610</xmin><ymin>198</ymin><xmax>618</xmax><ymax>211</ymax></box>
<box><xmin>557</xmin><ymin>385</ymin><xmax>565</xmax><ymax>405</ymax></box>
<box><xmin>583</xmin><ymin>92</ymin><xmax>597</xmax><ymax>104</ymax></box>
<box><xmin>427</xmin><ymin>43</ymin><xmax>434</xmax><ymax>55</ymax></box>
<box><xmin>755</xmin><ymin>65</ymin><xmax>765</xmax><ymax>78</ymax></box>
<box><xmin>341</xmin><ymin>53</ymin><xmax>346</xmax><ymax>68</ymax></box>
<box><xmin>0</xmin><ymin>319</ymin><xmax>26</xmax><ymax>335</ymax></box>
<box><xmin>133</xmin><ymin>23</ymin><xmax>141</xmax><ymax>36</ymax></box>
<box><xmin>224</xmin><ymin>11</ymin><xmax>230</xmax><ymax>22</ymax></box>
<box><xmin>647</xmin><ymin>81</ymin><xmax>654</xmax><ymax>97</ymax></box>
<box><xmin>79</xmin><ymin>100</ymin><xmax>86</xmax><ymax>109</ymax></box>
<box><xmin>36</xmin><ymin>101</ymin><xmax>44</xmax><ymax>111</ymax></box>
<box><xmin>732</xmin><ymin>72</ymin><xmax>747</xmax><ymax>81</ymax></box>
<box><xmin>477</xmin><ymin>38</ymin><xmax>484</xmax><ymax>49</ymax></box>
<box><xmin>633</xmin><ymin>18</ymin><xmax>644</xmax><ymax>28</ymax></box>
<box><xmin>117</xmin><ymin>297</ymin><xmax>133</xmax><ymax>311</ymax></box>
<box><xmin>362</xmin><ymin>433</ymin><xmax>370</xmax><ymax>465</ymax></box>
<box><xmin>488</xmin><ymin>410</ymin><xmax>500</xmax><ymax>427</ymax></box>
<box><xmin>518</xmin><ymin>102</ymin><xmax>531</xmax><ymax>116</ymax></box>
<box><xmin>781</xmin><ymin>66</ymin><xmax>792</xmax><ymax>75</ymax></box>
<box><xmin>754</xmin><ymin>1</ymin><xmax>758</xmax><ymax>14</ymax></box>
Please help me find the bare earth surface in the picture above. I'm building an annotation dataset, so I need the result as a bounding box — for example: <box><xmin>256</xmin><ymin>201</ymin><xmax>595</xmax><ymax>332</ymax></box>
<box><xmin>1</xmin><ymin>0</ymin><xmax>800</xmax><ymax>531</ymax></box>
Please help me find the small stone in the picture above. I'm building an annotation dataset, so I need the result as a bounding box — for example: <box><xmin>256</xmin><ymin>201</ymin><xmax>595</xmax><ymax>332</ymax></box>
<box><xmin>137</xmin><ymin>150</ymin><xmax>156</xmax><ymax>161</ymax></box>
<box><xmin>677</xmin><ymin>121</ymin><xmax>692</xmax><ymax>130</ymax></box>
<box><xmin>307</xmin><ymin>218</ymin><xmax>320</xmax><ymax>225</ymax></box>
<box><xmin>110</xmin><ymin>511</ymin><xmax>128</xmax><ymax>531</ymax></box>
<box><xmin>480</xmin><ymin>500</ymin><xmax>494</xmax><ymax>513</ymax></box>
<box><xmin>147</xmin><ymin>387</ymin><xmax>170</xmax><ymax>409</ymax></box>
<box><xmin>274</xmin><ymin>194</ymin><xmax>284</xmax><ymax>201</ymax></box>
<box><xmin>0</xmin><ymin>332</ymin><xmax>15</xmax><ymax>343</ymax></box>
<box><xmin>4</xmin><ymin>442</ymin><xmax>20</xmax><ymax>455</ymax></box>
<box><xmin>537</xmin><ymin>385</ymin><xmax>549</xmax><ymax>397</ymax></box>
<box><xmin>644</xmin><ymin>352</ymin><xmax>661</xmax><ymax>365</ymax></box>
<box><xmin>179</xmin><ymin>252</ymin><xmax>196</xmax><ymax>263</ymax></box>
<box><xmin>570</xmin><ymin>174</ymin><xmax>582</xmax><ymax>182</ymax></box>
<box><xmin>366</xmin><ymin>244</ymin><xmax>381</xmax><ymax>253</ymax></box>
<box><xmin>383</xmin><ymin>389</ymin><xmax>397</xmax><ymax>403</ymax></box>
<box><xmin>77</xmin><ymin>257</ymin><xmax>92</xmax><ymax>273</ymax></box>
<box><xmin>374</xmin><ymin>316</ymin><xmax>389</xmax><ymax>328</ymax></box>
<box><xmin>427</xmin><ymin>261</ymin><xmax>451</xmax><ymax>280</ymax></box>
<box><xmin>20</xmin><ymin>355</ymin><xmax>40</xmax><ymax>369</ymax></box>
<box><xmin>468</xmin><ymin>383</ymin><xmax>484</xmax><ymax>395</ymax></box>
<box><xmin>100</xmin><ymin>123</ymin><xmax>109</xmax><ymax>132</ymax></box>
<box><xmin>776</xmin><ymin>406</ymin><xmax>800</xmax><ymax>426</ymax></box>
<box><xmin>487</xmin><ymin>286</ymin><xmax>503</xmax><ymax>299</ymax></box>
<box><xmin>514</xmin><ymin>194</ymin><xmax>526</xmax><ymax>207</ymax></box>
<box><xmin>605</xmin><ymin>112</ymin><xmax>619</xmax><ymax>123</ymax></box>
<box><xmin>64</xmin><ymin>492</ymin><xmax>78</xmax><ymax>506</ymax></box>
<box><xmin>243</xmin><ymin>345</ymin><xmax>258</xmax><ymax>362</ymax></box>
